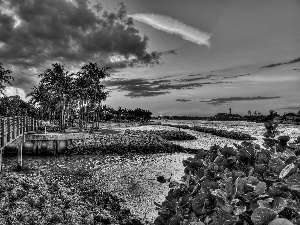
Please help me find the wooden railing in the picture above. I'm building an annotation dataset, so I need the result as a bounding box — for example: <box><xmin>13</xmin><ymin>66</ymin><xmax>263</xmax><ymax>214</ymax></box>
<box><xmin>0</xmin><ymin>116</ymin><xmax>43</xmax><ymax>149</ymax></box>
<box><xmin>0</xmin><ymin>116</ymin><xmax>43</xmax><ymax>172</ymax></box>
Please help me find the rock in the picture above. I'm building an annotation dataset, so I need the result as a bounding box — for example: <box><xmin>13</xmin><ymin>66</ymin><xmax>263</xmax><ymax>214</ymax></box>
<box><xmin>268</xmin><ymin>218</ymin><xmax>294</xmax><ymax>225</ymax></box>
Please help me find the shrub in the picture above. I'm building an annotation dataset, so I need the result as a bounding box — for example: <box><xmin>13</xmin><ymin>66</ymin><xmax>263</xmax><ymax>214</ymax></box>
<box><xmin>153</xmin><ymin>120</ymin><xmax>300</xmax><ymax>225</ymax></box>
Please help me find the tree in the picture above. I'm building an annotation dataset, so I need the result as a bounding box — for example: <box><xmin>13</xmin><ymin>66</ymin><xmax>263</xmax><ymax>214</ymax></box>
<box><xmin>73</xmin><ymin>72</ymin><xmax>90</xmax><ymax>129</ymax></box>
<box><xmin>77</xmin><ymin>63</ymin><xmax>111</xmax><ymax>128</ymax></box>
<box><xmin>27</xmin><ymin>83</ymin><xmax>53</xmax><ymax>120</ymax></box>
<box><xmin>29</xmin><ymin>63</ymin><xmax>75</xmax><ymax>130</ymax></box>
<box><xmin>0</xmin><ymin>96</ymin><xmax>37</xmax><ymax>117</ymax></box>
<box><xmin>0</xmin><ymin>62</ymin><xmax>13</xmax><ymax>95</ymax></box>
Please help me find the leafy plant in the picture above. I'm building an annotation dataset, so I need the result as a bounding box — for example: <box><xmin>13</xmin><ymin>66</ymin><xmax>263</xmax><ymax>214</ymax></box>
<box><xmin>154</xmin><ymin>120</ymin><xmax>300</xmax><ymax>225</ymax></box>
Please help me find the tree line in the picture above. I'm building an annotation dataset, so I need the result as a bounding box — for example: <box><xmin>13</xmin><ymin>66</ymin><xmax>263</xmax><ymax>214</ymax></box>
<box><xmin>0</xmin><ymin>62</ymin><xmax>152</xmax><ymax>129</ymax></box>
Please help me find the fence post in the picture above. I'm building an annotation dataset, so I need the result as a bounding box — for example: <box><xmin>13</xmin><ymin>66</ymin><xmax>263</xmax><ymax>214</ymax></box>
<box><xmin>30</xmin><ymin>117</ymin><xmax>33</xmax><ymax>131</ymax></box>
<box><xmin>16</xmin><ymin>116</ymin><xmax>20</xmax><ymax>137</ymax></box>
<box><xmin>22</xmin><ymin>116</ymin><xmax>25</xmax><ymax>133</ymax></box>
<box><xmin>27</xmin><ymin>117</ymin><xmax>29</xmax><ymax>132</ymax></box>
<box><xmin>25</xmin><ymin>116</ymin><xmax>28</xmax><ymax>132</ymax></box>
<box><xmin>0</xmin><ymin>119</ymin><xmax>4</xmax><ymax>148</ymax></box>
<box><xmin>0</xmin><ymin>148</ymin><xmax>2</xmax><ymax>173</ymax></box>
<box><xmin>34</xmin><ymin>118</ymin><xmax>37</xmax><ymax>131</ymax></box>
<box><xmin>17</xmin><ymin>132</ymin><xmax>25</xmax><ymax>171</ymax></box>
<box><xmin>7</xmin><ymin>118</ymin><xmax>11</xmax><ymax>143</ymax></box>
<box><xmin>20</xmin><ymin>117</ymin><xmax>23</xmax><ymax>135</ymax></box>
<box><xmin>0</xmin><ymin>119</ymin><xmax>2</xmax><ymax>173</ymax></box>
<box><xmin>12</xmin><ymin>117</ymin><xmax>16</xmax><ymax>140</ymax></box>
<box><xmin>24</xmin><ymin>117</ymin><xmax>27</xmax><ymax>133</ymax></box>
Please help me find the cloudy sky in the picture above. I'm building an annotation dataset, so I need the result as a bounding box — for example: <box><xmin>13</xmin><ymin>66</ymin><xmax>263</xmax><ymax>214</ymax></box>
<box><xmin>0</xmin><ymin>0</ymin><xmax>299</xmax><ymax>116</ymax></box>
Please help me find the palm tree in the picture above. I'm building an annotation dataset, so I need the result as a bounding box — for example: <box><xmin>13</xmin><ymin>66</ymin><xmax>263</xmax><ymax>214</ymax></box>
<box><xmin>78</xmin><ymin>63</ymin><xmax>111</xmax><ymax>128</ymax></box>
<box><xmin>32</xmin><ymin>63</ymin><xmax>75</xmax><ymax>130</ymax></box>
<box><xmin>73</xmin><ymin>72</ymin><xmax>90</xmax><ymax>129</ymax></box>
<box><xmin>27</xmin><ymin>84</ymin><xmax>53</xmax><ymax>121</ymax></box>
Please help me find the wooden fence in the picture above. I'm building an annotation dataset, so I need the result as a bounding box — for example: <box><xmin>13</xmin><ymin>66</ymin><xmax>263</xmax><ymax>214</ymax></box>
<box><xmin>0</xmin><ymin>116</ymin><xmax>43</xmax><ymax>149</ymax></box>
<box><xmin>0</xmin><ymin>116</ymin><xmax>43</xmax><ymax>172</ymax></box>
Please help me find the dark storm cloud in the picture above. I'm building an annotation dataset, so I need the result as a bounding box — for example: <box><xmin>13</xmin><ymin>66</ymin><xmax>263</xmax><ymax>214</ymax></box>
<box><xmin>125</xmin><ymin>90</ymin><xmax>170</xmax><ymax>98</ymax></box>
<box><xmin>103</xmin><ymin>78</ymin><xmax>149</xmax><ymax>86</ymax></box>
<box><xmin>151</xmin><ymin>79</ymin><xmax>172</xmax><ymax>85</ymax></box>
<box><xmin>200</xmin><ymin>96</ymin><xmax>280</xmax><ymax>106</ymax></box>
<box><xmin>187</xmin><ymin>73</ymin><xmax>202</xmax><ymax>77</ymax></box>
<box><xmin>181</xmin><ymin>75</ymin><xmax>213</xmax><ymax>82</ymax></box>
<box><xmin>175</xmin><ymin>99</ymin><xmax>191</xmax><ymax>102</ymax></box>
<box><xmin>262</xmin><ymin>57</ymin><xmax>300</xmax><ymax>68</ymax></box>
<box><xmin>0</xmin><ymin>0</ymin><xmax>169</xmax><ymax>71</ymax></box>
<box><xmin>103</xmin><ymin>77</ymin><xmax>230</xmax><ymax>98</ymax></box>
<box><xmin>222</xmin><ymin>74</ymin><xmax>251</xmax><ymax>79</ymax></box>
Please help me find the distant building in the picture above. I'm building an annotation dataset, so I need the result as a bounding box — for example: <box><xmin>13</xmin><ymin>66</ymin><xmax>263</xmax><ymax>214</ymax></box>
<box><xmin>213</xmin><ymin>113</ymin><xmax>228</xmax><ymax>119</ymax></box>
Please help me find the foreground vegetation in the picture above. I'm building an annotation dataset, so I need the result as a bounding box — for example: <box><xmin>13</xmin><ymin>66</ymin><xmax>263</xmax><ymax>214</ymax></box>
<box><xmin>66</xmin><ymin>130</ymin><xmax>198</xmax><ymax>156</ymax></box>
<box><xmin>154</xmin><ymin>121</ymin><xmax>300</xmax><ymax>225</ymax></box>
<box><xmin>0</xmin><ymin>162</ymin><xmax>146</xmax><ymax>225</ymax></box>
<box><xmin>1</xmin><ymin>120</ymin><xmax>300</xmax><ymax>225</ymax></box>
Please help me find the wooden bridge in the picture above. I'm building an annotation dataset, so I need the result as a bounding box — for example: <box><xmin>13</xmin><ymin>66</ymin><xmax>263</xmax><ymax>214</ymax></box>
<box><xmin>0</xmin><ymin>116</ymin><xmax>43</xmax><ymax>172</ymax></box>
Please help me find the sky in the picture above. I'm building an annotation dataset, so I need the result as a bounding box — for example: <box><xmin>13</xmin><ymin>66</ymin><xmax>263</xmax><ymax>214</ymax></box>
<box><xmin>0</xmin><ymin>0</ymin><xmax>299</xmax><ymax>116</ymax></box>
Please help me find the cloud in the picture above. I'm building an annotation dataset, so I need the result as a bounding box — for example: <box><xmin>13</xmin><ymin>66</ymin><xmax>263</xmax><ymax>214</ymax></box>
<box><xmin>126</xmin><ymin>90</ymin><xmax>170</xmax><ymax>98</ymax></box>
<box><xmin>0</xmin><ymin>86</ymin><xmax>29</xmax><ymax>101</ymax></box>
<box><xmin>130</xmin><ymin>13</ymin><xmax>212</xmax><ymax>46</ymax></box>
<box><xmin>200</xmin><ymin>96</ymin><xmax>280</xmax><ymax>106</ymax></box>
<box><xmin>175</xmin><ymin>99</ymin><xmax>191</xmax><ymax>102</ymax></box>
<box><xmin>0</xmin><ymin>0</ymin><xmax>165</xmax><ymax>73</ymax></box>
<box><xmin>187</xmin><ymin>73</ymin><xmax>202</xmax><ymax>77</ymax></box>
<box><xmin>262</xmin><ymin>57</ymin><xmax>300</xmax><ymax>68</ymax></box>
<box><xmin>181</xmin><ymin>75</ymin><xmax>213</xmax><ymax>82</ymax></box>
<box><xmin>103</xmin><ymin>77</ymin><xmax>230</xmax><ymax>98</ymax></box>
<box><xmin>222</xmin><ymin>74</ymin><xmax>251</xmax><ymax>79</ymax></box>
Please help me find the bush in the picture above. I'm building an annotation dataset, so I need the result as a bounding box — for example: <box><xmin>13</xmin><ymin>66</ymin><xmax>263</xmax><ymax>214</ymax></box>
<box><xmin>66</xmin><ymin>131</ymin><xmax>198</xmax><ymax>156</ymax></box>
<box><xmin>124</xmin><ymin>129</ymin><xmax>197</xmax><ymax>141</ymax></box>
<box><xmin>0</xmin><ymin>171</ymin><xmax>148</xmax><ymax>225</ymax></box>
<box><xmin>153</xmin><ymin>120</ymin><xmax>300</xmax><ymax>225</ymax></box>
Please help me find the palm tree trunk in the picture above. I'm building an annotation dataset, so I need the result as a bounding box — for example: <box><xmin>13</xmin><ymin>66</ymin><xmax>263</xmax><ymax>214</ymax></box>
<box><xmin>48</xmin><ymin>109</ymin><xmax>50</xmax><ymax>123</ymax></box>
<box><xmin>61</xmin><ymin>98</ymin><xmax>66</xmax><ymax>131</ymax></box>
<box><xmin>66</xmin><ymin>102</ymin><xmax>69</xmax><ymax>128</ymax></box>
<box><xmin>79</xmin><ymin>99</ymin><xmax>82</xmax><ymax>130</ymax></box>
